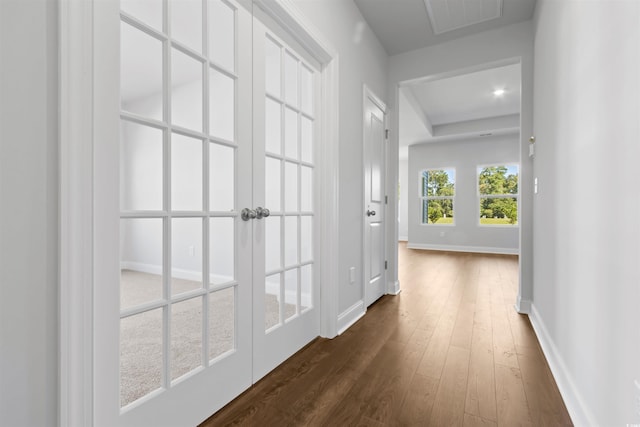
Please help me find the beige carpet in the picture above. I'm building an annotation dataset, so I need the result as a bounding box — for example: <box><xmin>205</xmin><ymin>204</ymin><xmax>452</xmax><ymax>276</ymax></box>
<box><xmin>119</xmin><ymin>270</ymin><xmax>295</xmax><ymax>407</ymax></box>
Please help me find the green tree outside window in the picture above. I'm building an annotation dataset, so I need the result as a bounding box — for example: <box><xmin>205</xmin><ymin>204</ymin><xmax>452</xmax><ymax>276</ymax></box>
<box><xmin>420</xmin><ymin>168</ymin><xmax>455</xmax><ymax>224</ymax></box>
<box><xmin>478</xmin><ymin>165</ymin><xmax>519</xmax><ymax>225</ymax></box>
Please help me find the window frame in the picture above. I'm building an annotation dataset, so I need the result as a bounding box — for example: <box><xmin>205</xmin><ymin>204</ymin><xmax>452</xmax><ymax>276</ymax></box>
<box><xmin>419</xmin><ymin>167</ymin><xmax>456</xmax><ymax>226</ymax></box>
<box><xmin>477</xmin><ymin>163</ymin><xmax>520</xmax><ymax>227</ymax></box>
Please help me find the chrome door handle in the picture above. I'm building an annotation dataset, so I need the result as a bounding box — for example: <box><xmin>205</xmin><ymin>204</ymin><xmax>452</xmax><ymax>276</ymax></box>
<box><xmin>241</xmin><ymin>208</ymin><xmax>257</xmax><ymax>221</ymax></box>
<box><xmin>366</xmin><ymin>210</ymin><xmax>376</xmax><ymax>217</ymax></box>
<box><xmin>255</xmin><ymin>207</ymin><xmax>270</xmax><ymax>219</ymax></box>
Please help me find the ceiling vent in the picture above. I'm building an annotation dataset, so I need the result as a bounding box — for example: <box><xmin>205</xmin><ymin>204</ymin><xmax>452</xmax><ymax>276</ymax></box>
<box><xmin>424</xmin><ymin>0</ymin><xmax>503</xmax><ymax>35</ymax></box>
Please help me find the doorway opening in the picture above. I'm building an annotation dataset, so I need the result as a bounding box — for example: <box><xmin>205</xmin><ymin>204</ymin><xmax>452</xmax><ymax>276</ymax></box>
<box><xmin>396</xmin><ymin>59</ymin><xmax>527</xmax><ymax>310</ymax></box>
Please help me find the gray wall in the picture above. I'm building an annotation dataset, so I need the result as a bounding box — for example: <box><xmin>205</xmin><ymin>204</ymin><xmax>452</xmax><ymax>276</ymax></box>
<box><xmin>0</xmin><ymin>0</ymin><xmax>59</xmax><ymax>425</ymax></box>
<box><xmin>407</xmin><ymin>136</ymin><xmax>519</xmax><ymax>253</ymax></box>
<box><xmin>532</xmin><ymin>0</ymin><xmax>640</xmax><ymax>424</ymax></box>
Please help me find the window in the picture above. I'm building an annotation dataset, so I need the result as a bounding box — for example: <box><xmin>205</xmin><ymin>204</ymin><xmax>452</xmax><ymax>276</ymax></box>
<box><xmin>420</xmin><ymin>168</ymin><xmax>455</xmax><ymax>225</ymax></box>
<box><xmin>478</xmin><ymin>165</ymin><xmax>519</xmax><ymax>226</ymax></box>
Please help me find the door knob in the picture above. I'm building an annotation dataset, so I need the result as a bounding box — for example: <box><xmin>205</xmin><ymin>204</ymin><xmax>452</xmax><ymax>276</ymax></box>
<box><xmin>366</xmin><ymin>210</ymin><xmax>376</xmax><ymax>217</ymax></box>
<box><xmin>241</xmin><ymin>208</ymin><xmax>257</xmax><ymax>221</ymax></box>
<box><xmin>255</xmin><ymin>207</ymin><xmax>270</xmax><ymax>219</ymax></box>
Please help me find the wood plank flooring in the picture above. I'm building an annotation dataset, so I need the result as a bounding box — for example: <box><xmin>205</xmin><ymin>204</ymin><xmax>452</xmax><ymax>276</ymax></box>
<box><xmin>200</xmin><ymin>243</ymin><xmax>572</xmax><ymax>426</ymax></box>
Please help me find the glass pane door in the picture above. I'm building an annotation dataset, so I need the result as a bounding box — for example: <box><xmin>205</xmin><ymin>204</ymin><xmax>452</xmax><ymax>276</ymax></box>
<box><xmin>95</xmin><ymin>1</ymin><xmax>254</xmax><ymax>425</ymax></box>
<box><xmin>252</xmin><ymin>17</ymin><xmax>321</xmax><ymax>382</ymax></box>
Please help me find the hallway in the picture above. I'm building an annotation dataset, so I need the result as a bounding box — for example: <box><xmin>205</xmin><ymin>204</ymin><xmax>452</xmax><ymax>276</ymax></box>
<box><xmin>201</xmin><ymin>243</ymin><xmax>571</xmax><ymax>426</ymax></box>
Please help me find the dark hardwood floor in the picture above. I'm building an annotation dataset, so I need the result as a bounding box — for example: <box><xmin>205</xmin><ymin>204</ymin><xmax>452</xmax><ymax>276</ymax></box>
<box><xmin>200</xmin><ymin>243</ymin><xmax>572</xmax><ymax>426</ymax></box>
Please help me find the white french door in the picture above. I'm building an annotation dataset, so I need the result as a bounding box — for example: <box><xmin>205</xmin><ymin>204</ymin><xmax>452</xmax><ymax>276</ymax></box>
<box><xmin>252</xmin><ymin>15</ymin><xmax>321</xmax><ymax>381</ymax></box>
<box><xmin>93</xmin><ymin>1</ymin><xmax>320</xmax><ymax>425</ymax></box>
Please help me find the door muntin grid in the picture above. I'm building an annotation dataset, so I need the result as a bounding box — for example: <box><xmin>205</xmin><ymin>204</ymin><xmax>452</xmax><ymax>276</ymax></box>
<box><xmin>119</xmin><ymin>0</ymin><xmax>240</xmax><ymax>409</ymax></box>
<box><xmin>263</xmin><ymin>34</ymin><xmax>316</xmax><ymax>332</ymax></box>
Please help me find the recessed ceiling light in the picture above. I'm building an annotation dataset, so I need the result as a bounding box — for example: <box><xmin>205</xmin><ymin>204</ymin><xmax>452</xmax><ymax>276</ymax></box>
<box><xmin>493</xmin><ymin>88</ymin><xmax>506</xmax><ymax>97</ymax></box>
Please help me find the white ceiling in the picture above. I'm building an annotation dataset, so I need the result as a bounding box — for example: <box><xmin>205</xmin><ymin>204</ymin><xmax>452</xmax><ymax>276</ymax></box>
<box><xmin>398</xmin><ymin>63</ymin><xmax>522</xmax><ymax>159</ymax></box>
<box><xmin>410</xmin><ymin>63</ymin><xmax>521</xmax><ymax>125</ymax></box>
<box><xmin>353</xmin><ymin>0</ymin><xmax>536</xmax><ymax>56</ymax></box>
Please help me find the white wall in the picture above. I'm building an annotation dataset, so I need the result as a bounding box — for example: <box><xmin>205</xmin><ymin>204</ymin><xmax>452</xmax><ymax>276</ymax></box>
<box><xmin>387</xmin><ymin>20</ymin><xmax>534</xmax><ymax>311</ymax></box>
<box><xmin>531</xmin><ymin>1</ymin><xmax>640</xmax><ymax>425</ymax></box>
<box><xmin>407</xmin><ymin>136</ymin><xmax>519</xmax><ymax>253</ymax></box>
<box><xmin>0</xmin><ymin>0</ymin><xmax>59</xmax><ymax>425</ymax></box>
<box><xmin>398</xmin><ymin>158</ymin><xmax>408</xmax><ymax>241</ymax></box>
<box><xmin>293</xmin><ymin>0</ymin><xmax>388</xmax><ymax>318</ymax></box>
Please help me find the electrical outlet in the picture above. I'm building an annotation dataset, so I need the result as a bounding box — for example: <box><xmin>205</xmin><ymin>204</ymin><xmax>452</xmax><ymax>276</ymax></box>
<box><xmin>188</xmin><ymin>245</ymin><xmax>195</xmax><ymax>257</ymax></box>
<box><xmin>349</xmin><ymin>267</ymin><xmax>355</xmax><ymax>284</ymax></box>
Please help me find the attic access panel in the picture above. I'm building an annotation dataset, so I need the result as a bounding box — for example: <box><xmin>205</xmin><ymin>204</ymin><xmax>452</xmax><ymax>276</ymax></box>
<box><xmin>424</xmin><ymin>0</ymin><xmax>503</xmax><ymax>35</ymax></box>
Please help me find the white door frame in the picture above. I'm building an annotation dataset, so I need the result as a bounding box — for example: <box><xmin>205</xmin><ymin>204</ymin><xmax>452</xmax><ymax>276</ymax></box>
<box><xmin>59</xmin><ymin>1</ymin><xmax>340</xmax><ymax>425</ymax></box>
<box><xmin>390</xmin><ymin>57</ymin><xmax>530</xmax><ymax>311</ymax></box>
<box><xmin>361</xmin><ymin>85</ymin><xmax>388</xmax><ymax>308</ymax></box>
<box><xmin>59</xmin><ymin>1</ymin><xmax>95</xmax><ymax>424</ymax></box>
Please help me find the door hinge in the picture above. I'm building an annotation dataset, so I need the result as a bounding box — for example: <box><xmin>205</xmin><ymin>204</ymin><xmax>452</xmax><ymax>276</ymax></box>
<box><xmin>385</xmin><ymin>195</ymin><xmax>388</xmax><ymax>204</ymax></box>
<box><xmin>385</xmin><ymin>260</ymin><xmax>388</xmax><ymax>270</ymax></box>
<box><xmin>385</xmin><ymin>129</ymin><xmax>389</xmax><ymax>139</ymax></box>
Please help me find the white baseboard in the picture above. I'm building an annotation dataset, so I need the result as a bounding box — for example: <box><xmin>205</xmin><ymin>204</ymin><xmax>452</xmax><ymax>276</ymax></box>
<box><xmin>337</xmin><ymin>300</ymin><xmax>365</xmax><ymax>335</ymax></box>
<box><xmin>121</xmin><ymin>261</ymin><xmax>162</xmax><ymax>276</ymax></box>
<box><xmin>398</xmin><ymin>236</ymin><xmax>408</xmax><ymax>242</ymax></box>
<box><xmin>388</xmin><ymin>280</ymin><xmax>401</xmax><ymax>295</ymax></box>
<box><xmin>406</xmin><ymin>242</ymin><xmax>519</xmax><ymax>255</ymax></box>
<box><xmin>265</xmin><ymin>280</ymin><xmax>312</xmax><ymax>307</ymax></box>
<box><xmin>514</xmin><ymin>296</ymin><xmax>531</xmax><ymax>314</ymax></box>
<box><xmin>529</xmin><ymin>304</ymin><xmax>596</xmax><ymax>426</ymax></box>
<box><xmin>121</xmin><ymin>261</ymin><xmax>232</xmax><ymax>284</ymax></box>
<box><xmin>124</xmin><ymin>261</ymin><xmax>313</xmax><ymax>306</ymax></box>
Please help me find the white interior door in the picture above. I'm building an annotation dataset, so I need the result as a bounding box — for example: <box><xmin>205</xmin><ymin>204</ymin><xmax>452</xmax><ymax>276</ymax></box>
<box><xmin>251</xmin><ymin>15</ymin><xmax>321</xmax><ymax>381</ymax></box>
<box><xmin>364</xmin><ymin>90</ymin><xmax>387</xmax><ymax>307</ymax></box>
<box><xmin>94</xmin><ymin>1</ymin><xmax>254</xmax><ymax>426</ymax></box>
